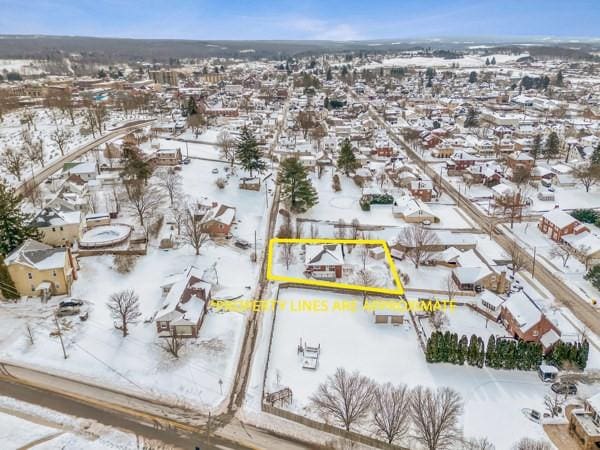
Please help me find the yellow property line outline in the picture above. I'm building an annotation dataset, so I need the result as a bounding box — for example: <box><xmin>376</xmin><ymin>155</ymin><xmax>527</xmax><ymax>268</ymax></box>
<box><xmin>266</xmin><ymin>238</ymin><xmax>405</xmax><ymax>295</ymax></box>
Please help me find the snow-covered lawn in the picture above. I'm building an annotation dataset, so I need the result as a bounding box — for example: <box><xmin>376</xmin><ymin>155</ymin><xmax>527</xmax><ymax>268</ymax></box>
<box><xmin>0</xmin><ymin>243</ymin><xmax>247</xmax><ymax>410</ymax></box>
<box><xmin>301</xmin><ymin>167</ymin><xmax>471</xmax><ymax>229</ymax></box>
<box><xmin>419</xmin><ymin>305</ymin><xmax>511</xmax><ymax>341</ymax></box>
<box><xmin>266</xmin><ymin>287</ymin><xmax>554</xmax><ymax>448</ymax></box>
<box><xmin>507</xmin><ymin>223</ymin><xmax>600</xmax><ymax>305</ymax></box>
<box><xmin>0</xmin><ymin>410</ymin><xmax>58</xmax><ymax>448</ymax></box>
<box><xmin>0</xmin><ymin>157</ymin><xmax>275</xmax><ymax>411</ymax></box>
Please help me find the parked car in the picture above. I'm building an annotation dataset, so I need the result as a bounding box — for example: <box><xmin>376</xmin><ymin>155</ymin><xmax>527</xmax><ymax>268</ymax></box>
<box><xmin>59</xmin><ymin>299</ymin><xmax>84</xmax><ymax>308</ymax></box>
<box><xmin>182</xmin><ymin>158</ymin><xmax>191</xmax><ymax>165</ymax></box>
<box><xmin>551</xmin><ymin>382</ymin><xmax>577</xmax><ymax>395</ymax></box>
<box><xmin>212</xmin><ymin>168</ymin><xmax>219</xmax><ymax>174</ymax></box>
<box><xmin>234</xmin><ymin>239</ymin><xmax>251</xmax><ymax>249</ymax></box>
<box><xmin>56</xmin><ymin>306</ymin><xmax>80</xmax><ymax>317</ymax></box>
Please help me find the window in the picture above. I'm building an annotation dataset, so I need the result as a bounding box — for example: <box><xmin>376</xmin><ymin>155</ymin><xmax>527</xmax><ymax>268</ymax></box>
<box><xmin>52</xmin><ymin>227</ymin><xmax>56</xmax><ymax>232</ymax></box>
<box><xmin>52</xmin><ymin>270</ymin><xmax>57</xmax><ymax>277</ymax></box>
<box><xmin>31</xmin><ymin>285</ymin><xmax>35</xmax><ymax>291</ymax></box>
<box><xmin>60</xmin><ymin>226</ymin><xmax>64</xmax><ymax>231</ymax></box>
<box><xmin>533</xmin><ymin>330</ymin><xmax>539</xmax><ymax>337</ymax></box>
<box><xmin>27</xmin><ymin>272</ymin><xmax>32</xmax><ymax>279</ymax></box>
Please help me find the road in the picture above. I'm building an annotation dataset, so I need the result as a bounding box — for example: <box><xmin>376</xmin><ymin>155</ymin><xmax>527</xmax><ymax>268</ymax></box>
<box><xmin>228</xmin><ymin>100</ymin><xmax>289</xmax><ymax>412</ymax></box>
<box><xmin>15</xmin><ymin>119</ymin><xmax>155</xmax><ymax>197</ymax></box>
<box><xmin>357</xmin><ymin>93</ymin><xmax>600</xmax><ymax>336</ymax></box>
<box><xmin>0</xmin><ymin>361</ymin><xmax>307</xmax><ymax>449</ymax></box>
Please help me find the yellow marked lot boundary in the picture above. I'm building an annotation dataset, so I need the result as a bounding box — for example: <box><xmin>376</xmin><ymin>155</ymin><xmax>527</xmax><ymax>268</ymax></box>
<box><xmin>267</xmin><ymin>238</ymin><xmax>405</xmax><ymax>296</ymax></box>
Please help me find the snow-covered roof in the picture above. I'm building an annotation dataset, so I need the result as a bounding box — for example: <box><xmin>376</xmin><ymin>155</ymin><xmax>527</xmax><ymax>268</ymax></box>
<box><xmin>305</xmin><ymin>244</ymin><xmax>344</xmax><ymax>266</ymax></box>
<box><xmin>5</xmin><ymin>239</ymin><xmax>68</xmax><ymax>271</ymax></box>
<box><xmin>542</xmin><ymin>209</ymin><xmax>577</xmax><ymax>229</ymax></box>
<box><xmin>540</xmin><ymin>329</ymin><xmax>560</xmax><ymax>349</ymax></box>
<box><xmin>502</xmin><ymin>292</ymin><xmax>542</xmax><ymax>332</ymax></box>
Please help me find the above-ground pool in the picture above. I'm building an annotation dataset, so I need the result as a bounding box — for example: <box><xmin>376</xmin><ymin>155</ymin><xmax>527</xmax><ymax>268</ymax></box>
<box><xmin>79</xmin><ymin>224</ymin><xmax>132</xmax><ymax>248</ymax></box>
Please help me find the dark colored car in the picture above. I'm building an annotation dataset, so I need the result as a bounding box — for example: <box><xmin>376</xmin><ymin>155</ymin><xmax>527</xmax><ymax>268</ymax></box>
<box><xmin>234</xmin><ymin>239</ymin><xmax>251</xmax><ymax>249</ymax></box>
<box><xmin>59</xmin><ymin>299</ymin><xmax>84</xmax><ymax>308</ymax></box>
<box><xmin>551</xmin><ymin>382</ymin><xmax>577</xmax><ymax>395</ymax></box>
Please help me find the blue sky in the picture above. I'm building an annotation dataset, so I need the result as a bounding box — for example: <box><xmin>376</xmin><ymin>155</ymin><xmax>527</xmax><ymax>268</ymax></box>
<box><xmin>0</xmin><ymin>0</ymin><xmax>598</xmax><ymax>40</ymax></box>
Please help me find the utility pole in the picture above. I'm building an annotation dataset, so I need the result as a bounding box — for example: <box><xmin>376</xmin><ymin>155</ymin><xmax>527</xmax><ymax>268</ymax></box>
<box><xmin>54</xmin><ymin>314</ymin><xmax>68</xmax><ymax>359</ymax></box>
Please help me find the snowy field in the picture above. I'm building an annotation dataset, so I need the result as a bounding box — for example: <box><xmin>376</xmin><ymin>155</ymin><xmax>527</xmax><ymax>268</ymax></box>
<box><xmin>0</xmin><ymin>157</ymin><xmax>275</xmax><ymax>411</ymax></box>
<box><xmin>0</xmin><ymin>395</ymin><xmax>147</xmax><ymax>449</ymax></box>
<box><xmin>300</xmin><ymin>167</ymin><xmax>472</xmax><ymax>229</ymax></box>
<box><xmin>361</xmin><ymin>53</ymin><xmax>529</xmax><ymax>69</ymax></box>
<box><xmin>0</xmin><ymin>107</ymin><xmax>151</xmax><ymax>186</ymax></box>
<box><xmin>266</xmin><ymin>287</ymin><xmax>557</xmax><ymax>448</ymax></box>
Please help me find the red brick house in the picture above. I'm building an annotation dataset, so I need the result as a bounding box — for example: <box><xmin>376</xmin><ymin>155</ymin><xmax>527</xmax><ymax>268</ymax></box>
<box><xmin>409</xmin><ymin>180</ymin><xmax>434</xmax><ymax>202</ymax></box>
<box><xmin>539</xmin><ymin>209</ymin><xmax>588</xmax><ymax>242</ymax></box>
<box><xmin>199</xmin><ymin>203</ymin><xmax>236</xmax><ymax>237</ymax></box>
<box><xmin>447</xmin><ymin>151</ymin><xmax>479</xmax><ymax>173</ymax></box>
<box><xmin>500</xmin><ymin>292</ymin><xmax>560</xmax><ymax>351</ymax></box>
<box><xmin>156</xmin><ymin>266</ymin><xmax>212</xmax><ymax>338</ymax></box>
<box><xmin>304</xmin><ymin>244</ymin><xmax>344</xmax><ymax>279</ymax></box>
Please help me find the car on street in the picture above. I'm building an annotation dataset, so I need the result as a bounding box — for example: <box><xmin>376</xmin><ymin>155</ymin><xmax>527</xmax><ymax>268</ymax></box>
<box><xmin>56</xmin><ymin>306</ymin><xmax>81</xmax><ymax>317</ymax></box>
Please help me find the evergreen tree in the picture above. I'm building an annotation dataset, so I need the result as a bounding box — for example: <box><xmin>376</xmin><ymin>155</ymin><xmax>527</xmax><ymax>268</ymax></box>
<box><xmin>543</xmin><ymin>132</ymin><xmax>560</xmax><ymax>163</ymax></box>
<box><xmin>485</xmin><ymin>58</ymin><xmax>490</xmax><ymax>66</ymax></box>
<box><xmin>336</xmin><ymin>139</ymin><xmax>360</xmax><ymax>175</ymax></box>
<box><xmin>0</xmin><ymin>182</ymin><xmax>41</xmax><ymax>256</ymax></box>
<box><xmin>449</xmin><ymin>333</ymin><xmax>459</xmax><ymax>364</ymax></box>
<box><xmin>236</xmin><ymin>126</ymin><xmax>266</xmax><ymax>177</ymax></box>
<box><xmin>578</xmin><ymin>340</ymin><xmax>590</xmax><ymax>370</ymax></box>
<box><xmin>516</xmin><ymin>341</ymin><xmax>528</xmax><ymax>370</ymax></box>
<box><xmin>467</xmin><ymin>334</ymin><xmax>478</xmax><ymax>366</ymax></box>
<box><xmin>442</xmin><ymin>331</ymin><xmax>452</xmax><ymax>363</ymax></box>
<box><xmin>477</xmin><ymin>337</ymin><xmax>485</xmax><ymax>368</ymax></box>
<box><xmin>585</xmin><ymin>266</ymin><xmax>600</xmax><ymax>291</ymax></box>
<box><xmin>187</xmin><ymin>96</ymin><xmax>198</xmax><ymax>116</ymax></box>
<box><xmin>0</xmin><ymin>256</ymin><xmax>18</xmax><ymax>299</ymax></box>
<box><xmin>531</xmin><ymin>134</ymin><xmax>542</xmax><ymax>162</ymax></box>
<box><xmin>457</xmin><ymin>335</ymin><xmax>468</xmax><ymax>365</ymax></box>
<box><xmin>464</xmin><ymin>107</ymin><xmax>479</xmax><ymax>128</ymax></box>
<box><xmin>486</xmin><ymin>335</ymin><xmax>496</xmax><ymax>368</ymax></box>
<box><xmin>277</xmin><ymin>157</ymin><xmax>318</xmax><ymax>213</ymax></box>
<box><xmin>324</xmin><ymin>96</ymin><xmax>330</xmax><ymax>109</ymax></box>
<box><xmin>555</xmin><ymin>70</ymin><xmax>564</xmax><ymax>86</ymax></box>
<box><xmin>426</xmin><ymin>334</ymin><xmax>435</xmax><ymax>363</ymax></box>
<box><xmin>326</xmin><ymin>67</ymin><xmax>332</xmax><ymax>81</ymax></box>
<box><xmin>591</xmin><ymin>143</ymin><xmax>600</xmax><ymax>166</ymax></box>
<box><xmin>468</xmin><ymin>71</ymin><xmax>478</xmax><ymax>83</ymax></box>
<box><xmin>504</xmin><ymin>341</ymin><xmax>516</xmax><ymax>369</ymax></box>
<box><xmin>491</xmin><ymin>57</ymin><xmax>496</xmax><ymax>65</ymax></box>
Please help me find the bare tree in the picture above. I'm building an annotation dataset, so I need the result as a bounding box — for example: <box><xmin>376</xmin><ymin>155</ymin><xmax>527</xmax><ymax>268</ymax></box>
<box><xmin>445</xmin><ymin>275</ymin><xmax>457</xmax><ymax>301</ymax></box>
<box><xmin>335</xmin><ymin>219</ymin><xmax>347</xmax><ymax>239</ymax></box>
<box><xmin>511</xmin><ymin>438</ymin><xmax>552</xmax><ymax>450</ymax></box>
<box><xmin>354</xmin><ymin>246</ymin><xmax>378</xmax><ymax>303</ymax></box>
<box><xmin>172</xmin><ymin>201</ymin><xmax>187</xmax><ymax>236</ymax></box>
<box><xmin>508</xmin><ymin>241</ymin><xmax>528</xmax><ymax>276</ymax></box>
<box><xmin>371</xmin><ymin>383</ymin><xmax>412</xmax><ymax>444</ymax></box>
<box><xmin>397</xmin><ymin>225</ymin><xmax>438</xmax><ymax>268</ymax></box>
<box><xmin>24</xmin><ymin>140</ymin><xmax>45</xmax><ymax>167</ymax></box>
<box><xmin>107</xmin><ymin>290</ymin><xmax>142</xmax><ymax>337</ymax></box>
<box><xmin>310</xmin><ymin>223</ymin><xmax>319</xmax><ymax>239</ymax></box>
<box><xmin>217</xmin><ymin>131</ymin><xmax>236</xmax><ymax>167</ymax></box>
<box><xmin>309</xmin><ymin>367</ymin><xmax>376</xmax><ymax>432</ymax></box>
<box><xmin>187</xmin><ymin>113</ymin><xmax>205</xmax><ymax>137</ymax></box>
<box><xmin>573</xmin><ymin>165</ymin><xmax>600</xmax><ymax>193</ymax></box>
<box><xmin>429</xmin><ymin>310</ymin><xmax>448</xmax><ymax>332</ymax></box>
<box><xmin>543</xmin><ymin>392</ymin><xmax>563</xmax><ymax>418</ymax></box>
<box><xmin>410</xmin><ymin>386</ymin><xmax>463</xmax><ymax>450</ymax></box>
<box><xmin>182</xmin><ymin>209</ymin><xmax>208</xmax><ymax>255</ymax></box>
<box><xmin>1</xmin><ymin>147</ymin><xmax>26</xmax><ymax>181</ymax></box>
<box><xmin>124</xmin><ymin>181</ymin><xmax>165</xmax><ymax>231</ymax></box>
<box><xmin>462</xmin><ymin>437</ymin><xmax>496</xmax><ymax>450</ymax></box>
<box><xmin>277</xmin><ymin>220</ymin><xmax>294</xmax><ymax>269</ymax></box>
<box><xmin>50</xmin><ymin>129</ymin><xmax>72</xmax><ymax>156</ymax></box>
<box><xmin>350</xmin><ymin>218</ymin><xmax>360</xmax><ymax>240</ymax></box>
<box><xmin>549</xmin><ymin>242</ymin><xmax>574</xmax><ymax>268</ymax></box>
<box><xmin>155</xmin><ymin>167</ymin><xmax>182</xmax><ymax>206</ymax></box>
<box><xmin>160</xmin><ymin>328</ymin><xmax>184</xmax><ymax>358</ymax></box>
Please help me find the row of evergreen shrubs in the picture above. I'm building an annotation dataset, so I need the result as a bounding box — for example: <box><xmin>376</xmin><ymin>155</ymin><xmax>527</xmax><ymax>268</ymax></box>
<box><xmin>571</xmin><ymin>209</ymin><xmax>600</xmax><ymax>226</ymax></box>
<box><xmin>359</xmin><ymin>193</ymin><xmax>394</xmax><ymax>211</ymax></box>
<box><xmin>426</xmin><ymin>331</ymin><xmax>589</xmax><ymax>371</ymax></box>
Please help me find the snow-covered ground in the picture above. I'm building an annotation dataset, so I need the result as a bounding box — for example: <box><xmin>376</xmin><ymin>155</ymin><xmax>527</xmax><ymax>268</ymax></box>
<box><xmin>0</xmin><ymin>395</ymin><xmax>149</xmax><ymax>449</ymax></box>
<box><xmin>507</xmin><ymin>222</ymin><xmax>600</xmax><ymax>305</ymax></box>
<box><xmin>360</xmin><ymin>53</ymin><xmax>529</xmax><ymax>69</ymax></box>
<box><xmin>300</xmin><ymin>167</ymin><xmax>472</xmax><ymax>229</ymax></box>
<box><xmin>0</xmin><ymin>157</ymin><xmax>275</xmax><ymax>412</ymax></box>
<box><xmin>265</xmin><ymin>287</ymin><xmax>563</xmax><ymax>448</ymax></box>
